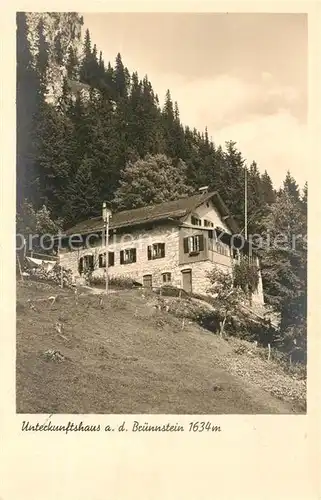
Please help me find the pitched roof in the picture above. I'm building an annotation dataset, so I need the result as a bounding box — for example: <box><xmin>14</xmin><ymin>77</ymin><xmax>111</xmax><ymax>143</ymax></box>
<box><xmin>63</xmin><ymin>191</ymin><xmax>239</xmax><ymax>236</ymax></box>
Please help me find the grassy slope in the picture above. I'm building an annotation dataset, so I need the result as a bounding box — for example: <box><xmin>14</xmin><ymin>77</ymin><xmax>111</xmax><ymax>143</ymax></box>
<box><xmin>16</xmin><ymin>281</ymin><xmax>305</xmax><ymax>414</ymax></box>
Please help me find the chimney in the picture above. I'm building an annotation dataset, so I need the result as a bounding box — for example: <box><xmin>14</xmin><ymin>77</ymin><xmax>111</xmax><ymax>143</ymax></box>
<box><xmin>198</xmin><ymin>186</ymin><xmax>209</xmax><ymax>195</ymax></box>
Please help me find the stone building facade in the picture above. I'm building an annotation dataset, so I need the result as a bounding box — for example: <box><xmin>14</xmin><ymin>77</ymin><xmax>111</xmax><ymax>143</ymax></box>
<box><xmin>58</xmin><ymin>190</ymin><xmax>264</xmax><ymax>303</ymax></box>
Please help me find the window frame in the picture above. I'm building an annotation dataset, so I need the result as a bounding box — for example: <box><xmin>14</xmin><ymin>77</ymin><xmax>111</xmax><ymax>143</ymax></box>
<box><xmin>147</xmin><ymin>242</ymin><xmax>165</xmax><ymax>260</ymax></box>
<box><xmin>83</xmin><ymin>254</ymin><xmax>95</xmax><ymax>271</ymax></box>
<box><xmin>204</xmin><ymin>219</ymin><xmax>214</xmax><ymax>228</ymax></box>
<box><xmin>162</xmin><ymin>272</ymin><xmax>172</xmax><ymax>284</ymax></box>
<box><xmin>183</xmin><ymin>234</ymin><xmax>204</xmax><ymax>255</ymax></box>
<box><xmin>99</xmin><ymin>252</ymin><xmax>115</xmax><ymax>268</ymax></box>
<box><xmin>191</xmin><ymin>215</ymin><xmax>201</xmax><ymax>226</ymax></box>
<box><xmin>120</xmin><ymin>248</ymin><xmax>137</xmax><ymax>265</ymax></box>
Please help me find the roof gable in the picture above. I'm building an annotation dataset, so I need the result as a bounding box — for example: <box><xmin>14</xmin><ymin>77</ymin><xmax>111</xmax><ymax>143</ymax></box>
<box><xmin>184</xmin><ymin>199</ymin><xmax>231</xmax><ymax>233</ymax></box>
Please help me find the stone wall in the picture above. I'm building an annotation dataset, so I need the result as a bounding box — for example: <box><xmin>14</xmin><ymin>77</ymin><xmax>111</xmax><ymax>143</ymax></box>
<box><xmin>59</xmin><ymin>223</ymin><xmax>180</xmax><ymax>289</ymax></box>
<box><xmin>176</xmin><ymin>260</ymin><xmax>227</xmax><ymax>295</ymax></box>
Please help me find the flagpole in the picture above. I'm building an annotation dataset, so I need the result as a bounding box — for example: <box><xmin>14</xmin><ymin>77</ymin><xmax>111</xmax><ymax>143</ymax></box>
<box><xmin>245</xmin><ymin>167</ymin><xmax>248</xmax><ymax>241</ymax></box>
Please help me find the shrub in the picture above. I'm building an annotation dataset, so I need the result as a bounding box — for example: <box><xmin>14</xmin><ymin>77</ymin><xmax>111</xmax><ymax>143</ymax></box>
<box><xmin>110</xmin><ymin>276</ymin><xmax>141</xmax><ymax>289</ymax></box>
<box><xmin>88</xmin><ymin>275</ymin><xmax>140</xmax><ymax>289</ymax></box>
<box><xmin>88</xmin><ymin>275</ymin><xmax>106</xmax><ymax>287</ymax></box>
<box><xmin>206</xmin><ymin>265</ymin><xmax>246</xmax><ymax>336</ymax></box>
<box><xmin>154</xmin><ymin>285</ymin><xmax>189</xmax><ymax>298</ymax></box>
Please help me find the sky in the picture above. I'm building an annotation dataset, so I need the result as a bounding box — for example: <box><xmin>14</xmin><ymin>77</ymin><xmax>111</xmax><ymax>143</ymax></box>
<box><xmin>82</xmin><ymin>13</ymin><xmax>308</xmax><ymax>189</ymax></box>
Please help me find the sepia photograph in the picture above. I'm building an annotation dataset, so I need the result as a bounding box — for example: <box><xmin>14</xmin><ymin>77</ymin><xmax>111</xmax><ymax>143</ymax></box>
<box><xmin>16</xmin><ymin>11</ymin><xmax>307</xmax><ymax>415</ymax></box>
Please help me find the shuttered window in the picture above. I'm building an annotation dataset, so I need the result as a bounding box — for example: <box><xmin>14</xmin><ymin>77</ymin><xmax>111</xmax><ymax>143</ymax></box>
<box><xmin>109</xmin><ymin>252</ymin><xmax>115</xmax><ymax>266</ymax></box>
<box><xmin>147</xmin><ymin>243</ymin><xmax>165</xmax><ymax>260</ymax></box>
<box><xmin>78</xmin><ymin>257</ymin><xmax>84</xmax><ymax>275</ymax></box>
<box><xmin>120</xmin><ymin>248</ymin><xmax>136</xmax><ymax>264</ymax></box>
<box><xmin>183</xmin><ymin>234</ymin><xmax>204</xmax><ymax>254</ymax></box>
<box><xmin>83</xmin><ymin>255</ymin><xmax>94</xmax><ymax>271</ymax></box>
<box><xmin>99</xmin><ymin>252</ymin><xmax>115</xmax><ymax>267</ymax></box>
<box><xmin>99</xmin><ymin>253</ymin><xmax>105</xmax><ymax>267</ymax></box>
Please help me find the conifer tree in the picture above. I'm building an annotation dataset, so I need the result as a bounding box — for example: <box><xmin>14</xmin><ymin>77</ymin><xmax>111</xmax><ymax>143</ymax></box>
<box><xmin>54</xmin><ymin>31</ymin><xmax>64</xmax><ymax>66</ymax></box>
<box><xmin>97</xmin><ymin>51</ymin><xmax>106</xmax><ymax>89</ymax></box>
<box><xmin>114</xmin><ymin>53</ymin><xmax>129</xmax><ymax>99</ymax></box>
<box><xmin>300</xmin><ymin>181</ymin><xmax>307</xmax><ymax>233</ymax></box>
<box><xmin>259</xmin><ymin>190</ymin><xmax>307</xmax><ymax>356</ymax></box>
<box><xmin>35</xmin><ymin>18</ymin><xmax>49</xmax><ymax>102</ymax></box>
<box><xmin>79</xmin><ymin>29</ymin><xmax>99</xmax><ymax>86</ymax></box>
<box><xmin>221</xmin><ymin>141</ymin><xmax>246</xmax><ymax>225</ymax></box>
<box><xmin>162</xmin><ymin>89</ymin><xmax>175</xmax><ymax>156</ymax></box>
<box><xmin>86</xmin><ymin>94</ymin><xmax>123</xmax><ymax>201</ymax></box>
<box><xmin>245</xmin><ymin>161</ymin><xmax>266</xmax><ymax>233</ymax></box>
<box><xmin>64</xmin><ymin>156</ymin><xmax>100</xmax><ymax>224</ymax></box>
<box><xmin>127</xmin><ymin>71</ymin><xmax>144</xmax><ymax>155</ymax></box>
<box><xmin>174</xmin><ymin>101</ymin><xmax>179</xmax><ymax>121</ymax></box>
<box><xmin>16</xmin><ymin>12</ymin><xmax>39</xmax><ymax>208</ymax></box>
<box><xmin>161</xmin><ymin>90</ymin><xmax>185</xmax><ymax>158</ymax></box>
<box><xmin>261</xmin><ymin>170</ymin><xmax>276</xmax><ymax>206</ymax></box>
<box><xmin>195</xmin><ymin>127</ymin><xmax>216</xmax><ymax>187</ymax></box>
<box><xmin>103</xmin><ymin>61</ymin><xmax>115</xmax><ymax>96</ymax></box>
<box><xmin>302</xmin><ymin>181</ymin><xmax>308</xmax><ymax>202</ymax></box>
<box><xmin>16</xmin><ymin>199</ymin><xmax>62</xmax><ymax>244</ymax></box>
<box><xmin>66</xmin><ymin>46</ymin><xmax>79</xmax><ymax>80</ymax></box>
<box><xmin>282</xmin><ymin>170</ymin><xmax>300</xmax><ymax>201</ymax></box>
<box><xmin>34</xmin><ymin>101</ymin><xmax>76</xmax><ymax>217</ymax></box>
<box><xmin>141</xmin><ymin>76</ymin><xmax>165</xmax><ymax>154</ymax></box>
<box><xmin>57</xmin><ymin>77</ymin><xmax>73</xmax><ymax>113</ymax></box>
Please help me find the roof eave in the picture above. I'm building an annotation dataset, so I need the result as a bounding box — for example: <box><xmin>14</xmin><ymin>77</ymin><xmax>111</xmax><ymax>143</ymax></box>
<box><xmin>62</xmin><ymin>212</ymin><xmax>186</xmax><ymax>238</ymax></box>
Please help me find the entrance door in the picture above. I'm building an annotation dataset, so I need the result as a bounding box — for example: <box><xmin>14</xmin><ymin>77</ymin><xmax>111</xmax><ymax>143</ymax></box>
<box><xmin>182</xmin><ymin>269</ymin><xmax>192</xmax><ymax>293</ymax></box>
<box><xmin>143</xmin><ymin>274</ymin><xmax>153</xmax><ymax>288</ymax></box>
